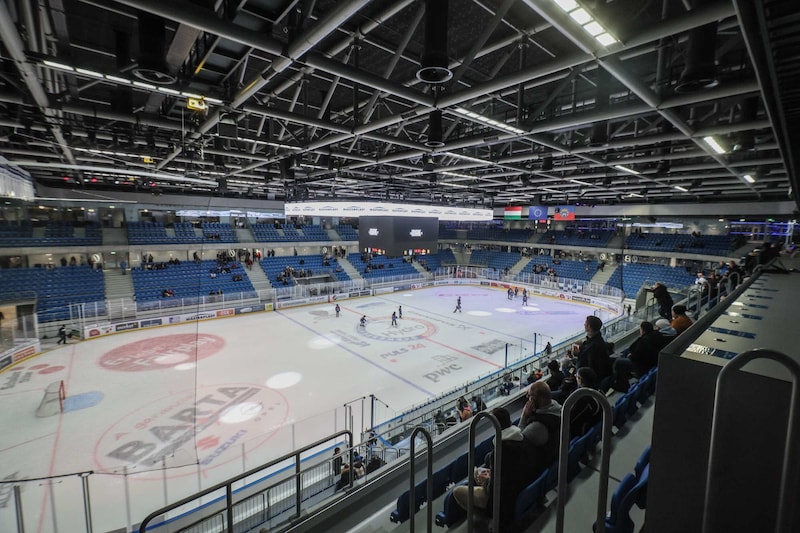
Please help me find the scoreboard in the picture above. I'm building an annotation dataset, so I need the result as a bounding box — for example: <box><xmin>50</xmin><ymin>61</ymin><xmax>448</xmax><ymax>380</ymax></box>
<box><xmin>358</xmin><ymin>216</ymin><xmax>439</xmax><ymax>257</ymax></box>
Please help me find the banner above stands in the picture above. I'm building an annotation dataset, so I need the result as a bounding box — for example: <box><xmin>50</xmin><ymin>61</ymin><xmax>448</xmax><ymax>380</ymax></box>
<box><xmin>285</xmin><ymin>201</ymin><xmax>493</xmax><ymax>221</ymax></box>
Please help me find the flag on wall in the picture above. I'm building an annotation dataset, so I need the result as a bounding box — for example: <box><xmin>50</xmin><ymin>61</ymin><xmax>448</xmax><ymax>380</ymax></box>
<box><xmin>504</xmin><ymin>206</ymin><xmax>522</xmax><ymax>219</ymax></box>
<box><xmin>553</xmin><ymin>205</ymin><xmax>576</xmax><ymax>220</ymax></box>
<box><xmin>528</xmin><ymin>205</ymin><xmax>547</xmax><ymax>220</ymax></box>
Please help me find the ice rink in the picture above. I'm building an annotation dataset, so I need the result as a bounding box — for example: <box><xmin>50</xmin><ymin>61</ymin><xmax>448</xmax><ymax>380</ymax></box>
<box><xmin>0</xmin><ymin>285</ymin><xmax>613</xmax><ymax>532</ymax></box>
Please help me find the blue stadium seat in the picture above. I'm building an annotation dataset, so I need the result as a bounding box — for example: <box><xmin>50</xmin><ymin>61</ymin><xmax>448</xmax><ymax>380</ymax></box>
<box><xmin>512</xmin><ymin>467</ymin><xmax>549</xmax><ymax>525</ymax></box>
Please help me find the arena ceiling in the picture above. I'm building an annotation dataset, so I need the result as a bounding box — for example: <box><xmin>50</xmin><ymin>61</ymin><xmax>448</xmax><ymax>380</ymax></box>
<box><xmin>0</xmin><ymin>0</ymin><xmax>798</xmax><ymax>211</ymax></box>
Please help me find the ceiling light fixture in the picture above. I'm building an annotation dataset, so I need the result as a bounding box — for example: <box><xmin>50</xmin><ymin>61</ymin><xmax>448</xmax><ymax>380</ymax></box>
<box><xmin>613</xmin><ymin>165</ymin><xmax>640</xmax><ymax>175</ymax></box>
<box><xmin>440</xmin><ymin>171</ymin><xmax>473</xmax><ymax>180</ymax></box>
<box><xmin>452</xmin><ymin>107</ymin><xmax>526</xmax><ymax>135</ymax></box>
<box><xmin>743</xmin><ymin>174</ymin><xmax>755</xmax><ymax>183</ymax></box>
<box><xmin>41</xmin><ymin>59</ymin><xmax>225</xmax><ymax>106</ymax></box>
<box><xmin>43</xmin><ymin>60</ymin><xmax>73</xmax><ymax>71</ymax></box>
<box><xmin>447</xmin><ymin>153</ymin><xmax>486</xmax><ymax>165</ymax></box>
<box><xmin>552</xmin><ymin>0</ymin><xmax>618</xmax><ymax>47</ymax></box>
<box><xmin>674</xmin><ymin>185</ymin><xmax>689</xmax><ymax>192</ymax></box>
<box><xmin>702</xmin><ymin>136</ymin><xmax>727</xmax><ymax>154</ymax></box>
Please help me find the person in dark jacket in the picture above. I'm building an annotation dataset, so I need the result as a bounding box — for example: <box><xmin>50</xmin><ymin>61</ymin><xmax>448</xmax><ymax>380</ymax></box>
<box><xmin>569</xmin><ymin>367</ymin><xmax>603</xmax><ymax>439</ymax></box>
<box><xmin>627</xmin><ymin>321</ymin><xmax>668</xmax><ymax>376</ymax></box>
<box><xmin>520</xmin><ymin>382</ymin><xmax>563</xmax><ymax>475</ymax></box>
<box><xmin>647</xmin><ymin>282</ymin><xmax>674</xmax><ymax>320</ymax></box>
<box><xmin>544</xmin><ymin>359</ymin><xmax>565</xmax><ymax>392</ymax></box>
<box><xmin>452</xmin><ymin>407</ymin><xmax>538</xmax><ymax>530</ymax></box>
<box><xmin>575</xmin><ymin>316</ymin><xmax>611</xmax><ymax>382</ymax></box>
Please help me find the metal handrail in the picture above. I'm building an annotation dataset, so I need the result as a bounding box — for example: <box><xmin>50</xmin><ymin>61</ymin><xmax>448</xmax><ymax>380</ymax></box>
<box><xmin>138</xmin><ymin>429</ymin><xmax>353</xmax><ymax>533</ymax></box>
<box><xmin>555</xmin><ymin>388</ymin><xmax>613</xmax><ymax>533</ymax></box>
<box><xmin>408</xmin><ymin>427</ymin><xmax>434</xmax><ymax>533</ymax></box>
<box><xmin>467</xmin><ymin>412</ymin><xmax>502</xmax><ymax>533</ymax></box>
<box><xmin>702</xmin><ymin>349</ymin><xmax>800</xmax><ymax>533</ymax></box>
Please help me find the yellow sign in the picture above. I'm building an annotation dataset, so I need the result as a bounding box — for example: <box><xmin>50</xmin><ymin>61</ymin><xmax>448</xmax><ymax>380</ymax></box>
<box><xmin>142</xmin><ymin>156</ymin><xmax>154</xmax><ymax>164</ymax></box>
<box><xmin>187</xmin><ymin>97</ymin><xmax>208</xmax><ymax>112</ymax></box>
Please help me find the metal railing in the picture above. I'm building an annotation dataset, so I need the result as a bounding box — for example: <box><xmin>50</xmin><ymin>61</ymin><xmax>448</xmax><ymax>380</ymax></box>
<box><xmin>138</xmin><ymin>429</ymin><xmax>353</xmax><ymax>533</ymax></box>
<box><xmin>703</xmin><ymin>349</ymin><xmax>800</xmax><ymax>533</ymax></box>
<box><xmin>556</xmin><ymin>388</ymin><xmax>614</xmax><ymax>533</ymax></box>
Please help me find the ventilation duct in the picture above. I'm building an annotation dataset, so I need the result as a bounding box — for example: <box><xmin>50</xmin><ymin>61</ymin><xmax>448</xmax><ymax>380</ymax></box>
<box><xmin>133</xmin><ymin>11</ymin><xmax>176</xmax><ymax>85</ymax></box>
<box><xmin>541</xmin><ymin>155</ymin><xmax>553</xmax><ymax>171</ymax></box>
<box><xmin>733</xmin><ymin>97</ymin><xmax>758</xmax><ymax>151</ymax></box>
<box><xmin>111</xmin><ymin>29</ymin><xmax>133</xmax><ymax>126</ymax></box>
<box><xmin>589</xmin><ymin>67</ymin><xmax>611</xmax><ymax>147</ymax></box>
<box><xmin>416</xmin><ymin>0</ymin><xmax>452</xmax><ymax>84</ymax></box>
<box><xmin>425</xmin><ymin>109</ymin><xmax>445</xmax><ymax>147</ymax></box>
<box><xmin>675</xmin><ymin>22</ymin><xmax>718</xmax><ymax>93</ymax></box>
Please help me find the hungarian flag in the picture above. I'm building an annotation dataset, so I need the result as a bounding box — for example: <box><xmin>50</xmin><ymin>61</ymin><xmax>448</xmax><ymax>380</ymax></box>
<box><xmin>504</xmin><ymin>206</ymin><xmax>522</xmax><ymax>219</ymax></box>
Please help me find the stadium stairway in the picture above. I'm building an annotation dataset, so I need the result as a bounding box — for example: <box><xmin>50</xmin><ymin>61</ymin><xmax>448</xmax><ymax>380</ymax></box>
<box><xmin>327</xmin><ymin>227</ymin><xmax>343</xmax><ymax>241</ymax></box>
<box><xmin>409</xmin><ymin>259</ymin><xmax>428</xmax><ymax>275</ymax></box>
<box><xmin>337</xmin><ymin>257</ymin><xmax>362</xmax><ymax>279</ymax></box>
<box><xmin>590</xmin><ymin>263</ymin><xmax>616</xmax><ymax>286</ymax></box>
<box><xmin>101</xmin><ymin>226</ymin><xmax>128</xmax><ymax>245</ymax></box>
<box><xmin>510</xmin><ymin>256</ymin><xmax>532</xmax><ymax>276</ymax></box>
<box><xmin>245</xmin><ymin>261</ymin><xmax>272</xmax><ymax>291</ymax></box>
<box><xmin>103</xmin><ymin>268</ymin><xmax>134</xmax><ymax>320</ymax></box>
<box><xmin>236</xmin><ymin>227</ymin><xmax>254</xmax><ymax>243</ymax></box>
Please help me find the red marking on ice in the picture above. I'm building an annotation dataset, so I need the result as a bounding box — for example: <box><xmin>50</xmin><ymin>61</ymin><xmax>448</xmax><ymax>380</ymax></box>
<box><xmin>197</xmin><ymin>436</ymin><xmax>221</xmax><ymax>450</ymax></box>
<box><xmin>98</xmin><ymin>333</ymin><xmax>225</xmax><ymax>372</ymax></box>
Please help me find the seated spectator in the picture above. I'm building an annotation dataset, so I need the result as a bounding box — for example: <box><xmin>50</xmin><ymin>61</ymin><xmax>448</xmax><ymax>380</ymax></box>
<box><xmin>456</xmin><ymin>396</ymin><xmax>473</xmax><ymax>422</ymax></box>
<box><xmin>654</xmin><ymin>318</ymin><xmax>677</xmax><ymax>337</ymax></box>
<box><xmin>671</xmin><ymin>304</ymin><xmax>693</xmax><ymax>335</ymax></box>
<box><xmin>627</xmin><ymin>321</ymin><xmax>667</xmax><ymax>377</ymax></box>
<box><xmin>365</xmin><ymin>455</ymin><xmax>385</xmax><ymax>474</ymax></box>
<box><xmin>520</xmin><ymin>382</ymin><xmax>562</xmax><ymax>475</ymax></box>
<box><xmin>569</xmin><ymin>367</ymin><xmax>602</xmax><ymax>439</ymax></box>
<box><xmin>472</xmin><ymin>395</ymin><xmax>488</xmax><ymax>413</ymax></box>
<box><xmin>544</xmin><ymin>359</ymin><xmax>565</xmax><ymax>392</ymax></box>
<box><xmin>452</xmin><ymin>407</ymin><xmax>538</xmax><ymax>530</ymax></box>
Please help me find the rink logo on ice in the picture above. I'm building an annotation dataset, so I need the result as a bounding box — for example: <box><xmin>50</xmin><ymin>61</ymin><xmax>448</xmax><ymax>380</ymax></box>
<box><xmin>472</xmin><ymin>339</ymin><xmax>507</xmax><ymax>355</ymax></box>
<box><xmin>359</xmin><ymin>317</ymin><xmax>436</xmax><ymax>342</ymax></box>
<box><xmin>99</xmin><ymin>385</ymin><xmax>288</xmax><ymax>471</ymax></box>
<box><xmin>98</xmin><ymin>333</ymin><xmax>225</xmax><ymax>371</ymax></box>
<box><xmin>423</xmin><ymin>363</ymin><xmax>463</xmax><ymax>383</ymax></box>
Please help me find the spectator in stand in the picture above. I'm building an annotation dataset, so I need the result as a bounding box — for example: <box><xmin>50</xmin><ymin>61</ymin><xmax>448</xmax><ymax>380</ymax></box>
<box><xmin>519</xmin><ymin>382</ymin><xmax>562</xmax><ymax>475</ymax></box>
<box><xmin>671</xmin><ymin>305</ymin><xmax>693</xmax><ymax>335</ymax></box>
<box><xmin>456</xmin><ymin>396</ymin><xmax>473</xmax><ymax>422</ymax></box>
<box><xmin>626</xmin><ymin>321</ymin><xmax>668</xmax><ymax>377</ymax></box>
<box><xmin>539</xmin><ymin>359</ymin><xmax>564</xmax><ymax>392</ymax></box>
<box><xmin>569</xmin><ymin>367</ymin><xmax>603</xmax><ymax>439</ymax></box>
<box><xmin>654</xmin><ymin>318</ymin><xmax>677</xmax><ymax>337</ymax></box>
<box><xmin>332</xmin><ymin>447</ymin><xmax>344</xmax><ymax>475</ymax></box>
<box><xmin>452</xmin><ymin>407</ymin><xmax>538</xmax><ymax>530</ymax></box>
<box><xmin>574</xmin><ymin>316</ymin><xmax>612</xmax><ymax>383</ymax></box>
<box><xmin>647</xmin><ymin>282</ymin><xmax>674</xmax><ymax>320</ymax></box>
